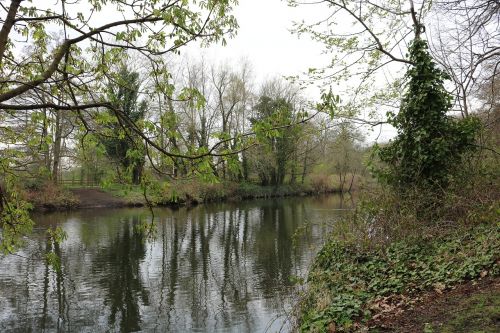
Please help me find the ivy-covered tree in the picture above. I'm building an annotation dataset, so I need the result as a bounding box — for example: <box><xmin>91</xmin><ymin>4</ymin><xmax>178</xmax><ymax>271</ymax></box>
<box><xmin>377</xmin><ymin>37</ymin><xmax>480</xmax><ymax>189</ymax></box>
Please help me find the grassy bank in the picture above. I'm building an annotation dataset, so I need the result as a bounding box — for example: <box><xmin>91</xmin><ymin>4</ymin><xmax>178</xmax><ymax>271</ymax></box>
<box><xmin>24</xmin><ymin>176</ymin><xmax>359</xmax><ymax>210</ymax></box>
<box><xmin>296</xmin><ymin>199</ymin><xmax>499</xmax><ymax>332</ymax></box>
<box><xmin>102</xmin><ymin>179</ymin><xmax>350</xmax><ymax>206</ymax></box>
<box><xmin>297</xmin><ymin>140</ymin><xmax>500</xmax><ymax>331</ymax></box>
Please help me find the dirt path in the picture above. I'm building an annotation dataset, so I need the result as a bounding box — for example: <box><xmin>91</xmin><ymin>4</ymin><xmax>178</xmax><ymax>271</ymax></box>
<box><xmin>371</xmin><ymin>277</ymin><xmax>500</xmax><ymax>332</ymax></box>
<box><xmin>70</xmin><ymin>188</ymin><xmax>129</xmax><ymax>208</ymax></box>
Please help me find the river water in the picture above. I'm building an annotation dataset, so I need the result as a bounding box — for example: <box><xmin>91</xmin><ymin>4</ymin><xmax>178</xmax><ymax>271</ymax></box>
<box><xmin>0</xmin><ymin>194</ymin><xmax>352</xmax><ymax>332</ymax></box>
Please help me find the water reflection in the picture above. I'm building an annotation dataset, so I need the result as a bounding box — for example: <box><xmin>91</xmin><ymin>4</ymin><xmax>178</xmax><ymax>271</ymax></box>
<box><xmin>96</xmin><ymin>218</ymin><xmax>149</xmax><ymax>331</ymax></box>
<box><xmin>0</xmin><ymin>195</ymin><xmax>352</xmax><ymax>332</ymax></box>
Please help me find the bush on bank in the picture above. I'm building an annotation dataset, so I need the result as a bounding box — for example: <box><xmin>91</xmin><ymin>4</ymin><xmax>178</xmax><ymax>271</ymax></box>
<box><xmin>23</xmin><ymin>181</ymin><xmax>79</xmax><ymax>210</ymax></box>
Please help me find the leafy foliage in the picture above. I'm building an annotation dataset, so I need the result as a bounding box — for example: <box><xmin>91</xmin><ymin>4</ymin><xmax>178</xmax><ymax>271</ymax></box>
<box><xmin>0</xmin><ymin>179</ymin><xmax>33</xmax><ymax>254</ymax></box>
<box><xmin>100</xmin><ymin>66</ymin><xmax>147</xmax><ymax>185</ymax></box>
<box><xmin>299</xmin><ymin>223</ymin><xmax>499</xmax><ymax>332</ymax></box>
<box><xmin>288</xmin><ymin>0</ymin><xmax>416</xmax><ymax>115</ymax></box>
<box><xmin>45</xmin><ymin>226</ymin><xmax>68</xmax><ymax>272</ymax></box>
<box><xmin>0</xmin><ymin>0</ymin><xmax>238</xmax><ymax>253</ymax></box>
<box><xmin>376</xmin><ymin>38</ymin><xmax>480</xmax><ymax>189</ymax></box>
<box><xmin>251</xmin><ymin>96</ymin><xmax>301</xmax><ymax>186</ymax></box>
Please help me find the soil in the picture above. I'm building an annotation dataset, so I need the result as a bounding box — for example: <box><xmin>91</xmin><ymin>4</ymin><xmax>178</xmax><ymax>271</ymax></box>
<box><xmin>70</xmin><ymin>188</ymin><xmax>136</xmax><ymax>209</ymax></box>
<box><xmin>370</xmin><ymin>277</ymin><xmax>500</xmax><ymax>332</ymax></box>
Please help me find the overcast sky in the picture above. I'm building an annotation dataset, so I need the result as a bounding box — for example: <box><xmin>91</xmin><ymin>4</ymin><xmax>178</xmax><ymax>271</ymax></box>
<box><xmin>186</xmin><ymin>0</ymin><xmax>327</xmax><ymax>87</ymax></box>
<box><xmin>184</xmin><ymin>0</ymin><xmax>397</xmax><ymax>142</ymax></box>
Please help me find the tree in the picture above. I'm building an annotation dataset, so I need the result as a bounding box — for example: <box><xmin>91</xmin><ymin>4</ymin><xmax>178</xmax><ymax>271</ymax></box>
<box><xmin>0</xmin><ymin>0</ymin><xmax>238</xmax><ymax>253</ymax></box>
<box><xmin>165</xmin><ymin>58</ymin><xmax>254</xmax><ymax>180</ymax></box>
<box><xmin>295</xmin><ymin>122</ymin><xmax>320</xmax><ymax>184</ymax></box>
<box><xmin>211</xmin><ymin>61</ymin><xmax>253</xmax><ymax>180</ymax></box>
<box><xmin>287</xmin><ymin>0</ymin><xmax>487</xmax><ymax>188</ymax></box>
<box><xmin>0</xmin><ymin>81</ymin><xmax>74</xmax><ymax>184</ymax></box>
<box><xmin>288</xmin><ymin>0</ymin><xmax>499</xmax><ymax>122</ymax></box>
<box><xmin>376</xmin><ymin>37</ymin><xmax>480</xmax><ymax>189</ymax></box>
<box><xmin>428</xmin><ymin>0</ymin><xmax>500</xmax><ymax>117</ymax></box>
<box><xmin>0</xmin><ymin>0</ymin><xmax>237</xmax><ymax>159</ymax></box>
<box><xmin>100</xmin><ymin>66</ymin><xmax>147</xmax><ymax>185</ymax></box>
<box><xmin>251</xmin><ymin>94</ymin><xmax>300</xmax><ymax>186</ymax></box>
<box><xmin>330</xmin><ymin>123</ymin><xmax>364</xmax><ymax>193</ymax></box>
<box><xmin>288</xmin><ymin>0</ymin><xmax>420</xmax><ymax>116</ymax></box>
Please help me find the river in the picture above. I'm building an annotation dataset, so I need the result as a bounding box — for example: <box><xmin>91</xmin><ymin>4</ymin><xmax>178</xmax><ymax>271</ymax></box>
<box><xmin>0</xmin><ymin>194</ymin><xmax>353</xmax><ymax>332</ymax></box>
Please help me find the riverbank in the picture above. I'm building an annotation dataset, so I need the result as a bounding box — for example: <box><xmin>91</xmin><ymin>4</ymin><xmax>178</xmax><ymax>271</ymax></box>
<box><xmin>296</xmin><ymin>220</ymin><xmax>499</xmax><ymax>332</ymax></box>
<box><xmin>370</xmin><ymin>276</ymin><xmax>499</xmax><ymax>332</ymax></box>
<box><xmin>25</xmin><ymin>179</ymin><xmax>357</xmax><ymax>211</ymax></box>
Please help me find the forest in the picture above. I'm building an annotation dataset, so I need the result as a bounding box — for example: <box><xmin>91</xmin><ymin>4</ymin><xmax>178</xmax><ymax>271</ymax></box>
<box><xmin>0</xmin><ymin>0</ymin><xmax>498</xmax><ymax>332</ymax></box>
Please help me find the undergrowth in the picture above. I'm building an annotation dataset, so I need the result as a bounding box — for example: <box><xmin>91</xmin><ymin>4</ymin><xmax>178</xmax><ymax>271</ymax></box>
<box><xmin>298</xmin><ymin>219</ymin><xmax>499</xmax><ymax>332</ymax></box>
<box><xmin>102</xmin><ymin>180</ymin><xmax>345</xmax><ymax>206</ymax></box>
<box><xmin>23</xmin><ymin>181</ymin><xmax>79</xmax><ymax>210</ymax></box>
<box><xmin>296</xmin><ymin>151</ymin><xmax>499</xmax><ymax>332</ymax></box>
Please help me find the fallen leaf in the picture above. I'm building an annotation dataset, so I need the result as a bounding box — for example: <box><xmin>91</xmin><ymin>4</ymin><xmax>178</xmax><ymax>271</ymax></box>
<box><xmin>433</xmin><ymin>282</ymin><xmax>446</xmax><ymax>294</ymax></box>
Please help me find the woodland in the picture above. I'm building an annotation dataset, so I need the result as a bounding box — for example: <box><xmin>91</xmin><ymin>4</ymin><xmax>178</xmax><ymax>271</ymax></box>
<box><xmin>0</xmin><ymin>0</ymin><xmax>498</xmax><ymax>332</ymax></box>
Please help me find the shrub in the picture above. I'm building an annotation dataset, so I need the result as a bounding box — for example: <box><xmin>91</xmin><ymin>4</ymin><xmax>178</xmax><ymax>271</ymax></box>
<box><xmin>23</xmin><ymin>181</ymin><xmax>79</xmax><ymax>209</ymax></box>
<box><xmin>309</xmin><ymin>174</ymin><xmax>333</xmax><ymax>193</ymax></box>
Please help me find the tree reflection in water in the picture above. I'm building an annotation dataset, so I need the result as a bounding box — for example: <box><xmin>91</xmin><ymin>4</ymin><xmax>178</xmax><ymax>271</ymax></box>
<box><xmin>0</xmin><ymin>195</ymin><xmax>351</xmax><ymax>332</ymax></box>
<box><xmin>95</xmin><ymin>217</ymin><xmax>149</xmax><ymax>332</ymax></box>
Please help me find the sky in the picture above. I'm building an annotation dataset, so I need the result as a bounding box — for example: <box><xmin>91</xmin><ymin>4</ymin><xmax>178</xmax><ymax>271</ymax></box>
<box><xmin>187</xmin><ymin>0</ymin><xmax>327</xmax><ymax>86</ymax></box>
<box><xmin>185</xmin><ymin>0</ymin><xmax>397</xmax><ymax>142</ymax></box>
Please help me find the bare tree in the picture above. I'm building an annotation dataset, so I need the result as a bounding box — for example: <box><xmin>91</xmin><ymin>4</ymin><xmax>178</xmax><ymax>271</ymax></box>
<box><xmin>288</xmin><ymin>0</ymin><xmax>425</xmax><ymax>117</ymax></box>
<box><xmin>428</xmin><ymin>0</ymin><xmax>500</xmax><ymax>116</ymax></box>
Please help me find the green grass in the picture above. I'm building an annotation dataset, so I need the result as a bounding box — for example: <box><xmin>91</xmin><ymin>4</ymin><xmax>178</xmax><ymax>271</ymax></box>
<box><xmin>100</xmin><ymin>183</ymin><xmax>147</xmax><ymax>204</ymax></box>
<box><xmin>102</xmin><ymin>181</ymin><xmax>337</xmax><ymax>206</ymax></box>
<box><xmin>425</xmin><ymin>292</ymin><xmax>500</xmax><ymax>333</ymax></box>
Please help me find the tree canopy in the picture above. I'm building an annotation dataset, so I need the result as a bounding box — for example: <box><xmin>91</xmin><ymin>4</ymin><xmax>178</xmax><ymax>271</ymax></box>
<box><xmin>0</xmin><ymin>0</ymin><xmax>239</xmax><ymax>253</ymax></box>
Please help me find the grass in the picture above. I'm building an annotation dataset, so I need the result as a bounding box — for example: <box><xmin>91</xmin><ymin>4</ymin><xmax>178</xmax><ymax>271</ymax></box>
<box><xmin>100</xmin><ymin>183</ymin><xmax>147</xmax><ymax>204</ymax></box>
<box><xmin>98</xmin><ymin>180</ymin><xmax>346</xmax><ymax>207</ymax></box>
<box><xmin>429</xmin><ymin>291</ymin><xmax>500</xmax><ymax>333</ymax></box>
<box><xmin>25</xmin><ymin>177</ymin><xmax>351</xmax><ymax>210</ymax></box>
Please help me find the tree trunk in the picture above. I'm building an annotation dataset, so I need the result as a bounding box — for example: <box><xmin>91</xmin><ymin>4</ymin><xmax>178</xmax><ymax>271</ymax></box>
<box><xmin>241</xmin><ymin>150</ymin><xmax>249</xmax><ymax>181</ymax></box>
<box><xmin>41</xmin><ymin>108</ymin><xmax>51</xmax><ymax>172</ymax></box>
<box><xmin>348</xmin><ymin>169</ymin><xmax>356</xmax><ymax>193</ymax></box>
<box><xmin>301</xmin><ymin>140</ymin><xmax>309</xmax><ymax>184</ymax></box>
<box><xmin>290</xmin><ymin>152</ymin><xmax>297</xmax><ymax>185</ymax></box>
<box><xmin>0</xmin><ymin>182</ymin><xmax>5</xmax><ymax>214</ymax></box>
<box><xmin>0</xmin><ymin>0</ymin><xmax>22</xmax><ymax>66</ymax></box>
<box><xmin>132</xmin><ymin>164</ymin><xmax>143</xmax><ymax>185</ymax></box>
<box><xmin>52</xmin><ymin>109</ymin><xmax>62</xmax><ymax>183</ymax></box>
<box><xmin>339</xmin><ymin>171</ymin><xmax>346</xmax><ymax>193</ymax></box>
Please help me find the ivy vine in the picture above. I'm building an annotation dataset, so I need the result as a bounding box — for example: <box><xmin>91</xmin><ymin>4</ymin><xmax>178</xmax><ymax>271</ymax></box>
<box><xmin>376</xmin><ymin>38</ymin><xmax>480</xmax><ymax>189</ymax></box>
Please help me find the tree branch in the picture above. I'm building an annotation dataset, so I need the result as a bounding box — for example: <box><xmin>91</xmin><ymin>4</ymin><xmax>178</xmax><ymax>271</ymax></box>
<box><xmin>0</xmin><ymin>0</ymin><xmax>22</xmax><ymax>66</ymax></box>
